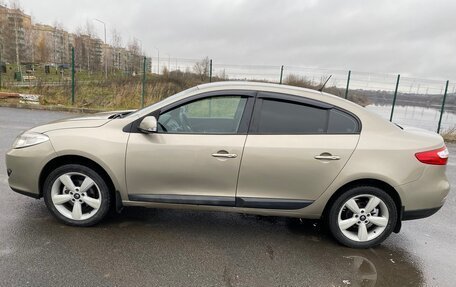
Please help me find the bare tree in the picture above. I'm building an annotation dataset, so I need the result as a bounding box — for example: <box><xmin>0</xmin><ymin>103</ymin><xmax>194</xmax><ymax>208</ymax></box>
<box><xmin>127</xmin><ymin>38</ymin><xmax>141</xmax><ymax>56</ymax></box>
<box><xmin>9</xmin><ymin>0</ymin><xmax>22</xmax><ymax>10</ymax></box>
<box><xmin>84</xmin><ymin>21</ymin><xmax>95</xmax><ymax>72</ymax></box>
<box><xmin>193</xmin><ymin>57</ymin><xmax>210</xmax><ymax>80</ymax></box>
<box><xmin>53</xmin><ymin>21</ymin><xmax>65</xmax><ymax>65</ymax></box>
<box><xmin>23</xmin><ymin>13</ymin><xmax>35</xmax><ymax>64</ymax></box>
<box><xmin>111</xmin><ymin>28</ymin><xmax>122</xmax><ymax>70</ymax></box>
<box><xmin>73</xmin><ymin>25</ymin><xmax>86</xmax><ymax>70</ymax></box>
<box><xmin>127</xmin><ymin>38</ymin><xmax>141</xmax><ymax>74</ymax></box>
<box><xmin>218</xmin><ymin>69</ymin><xmax>228</xmax><ymax>80</ymax></box>
<box><xmin>36</xmin><ymin>35</ymin><xmax>49</xmax><ymax>63</ymax></box>
<box><xmin>111</xmin><ymin>28</ymin><xmax>122</xmax><ymax>48</ymax></box>
<box><xmin>9</xmin><ymin>0</ymin><xmax>23</xmax><ymax>73</ymax></box>
<box><xmin>84</xmin><ymin>20</ymin><xmax>94</xmax><ymax>38</ymax></box>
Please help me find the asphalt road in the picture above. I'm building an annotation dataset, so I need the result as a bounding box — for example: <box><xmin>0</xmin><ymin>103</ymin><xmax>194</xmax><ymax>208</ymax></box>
<box><xmin>0</xmin><ymin>107</ymin><xmax>455</xmax><ymax>287</ymax></box>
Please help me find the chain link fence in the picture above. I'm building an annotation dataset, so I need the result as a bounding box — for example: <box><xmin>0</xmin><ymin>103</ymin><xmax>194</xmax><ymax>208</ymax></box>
<box><xmin>0</xmin><ymin>54</ymin><xmax>454</xmax><ymax>134</ymax></box>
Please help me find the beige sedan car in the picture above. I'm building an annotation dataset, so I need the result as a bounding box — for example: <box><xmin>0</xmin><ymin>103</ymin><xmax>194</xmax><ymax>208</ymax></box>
<box><xmin>5</xmin><ymin>82</ymin><xmax>450</xmax><ymax>248</ymax></box>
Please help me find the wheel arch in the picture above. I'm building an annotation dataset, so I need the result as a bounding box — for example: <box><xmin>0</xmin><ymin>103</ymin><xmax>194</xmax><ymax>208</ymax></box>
<box><xmin>39</xmin><ymin>155</ymin><xmax>117</xmax><ymax>201</ymax></box>
<box><xmin>322</xmin><ymin>178</ymin><xmax>403</xmax><ymax>232</ymax></box>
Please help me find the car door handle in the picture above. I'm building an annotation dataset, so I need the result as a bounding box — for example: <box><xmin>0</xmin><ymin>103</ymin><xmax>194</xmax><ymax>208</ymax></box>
<box><xmin>212</xmin><ymin>153</ymin><xmax>238</xmax><ymax>158</ymax></box>
<box><xmin>314</xmin><ymin>155</ymin><xmax>341</xmax><ymax>160</ymax></box>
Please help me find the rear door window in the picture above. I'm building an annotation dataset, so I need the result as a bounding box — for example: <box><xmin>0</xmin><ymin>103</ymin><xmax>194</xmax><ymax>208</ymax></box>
<box><xmin>252</xmin><ymin>97</ymin><xmax>360</xmax><ymax>134</ymax></box>
<box><xmin>254</xmin><ymin>99</ymin><xmax>328</xmax><ymax>134</ymax></box>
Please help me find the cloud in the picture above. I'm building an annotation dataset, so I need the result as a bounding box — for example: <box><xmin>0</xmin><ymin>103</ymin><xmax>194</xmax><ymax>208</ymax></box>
<box><xmin>18</xmin><ymin>0</ymin><xmax>456</xmax><ymax>79</ymax></box>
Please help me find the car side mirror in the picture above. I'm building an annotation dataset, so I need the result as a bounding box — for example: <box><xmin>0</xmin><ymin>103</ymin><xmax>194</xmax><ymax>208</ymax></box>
<box><xmin>138</xmin><ymin>116</ymin><xmax>157</xmax><ymax>133</ymax></box>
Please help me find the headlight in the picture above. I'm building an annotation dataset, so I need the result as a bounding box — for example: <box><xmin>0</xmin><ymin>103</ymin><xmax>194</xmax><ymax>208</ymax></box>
<box><xmin>13</xmin><ymin>132</ymin><xmax>49</xmax><ymax>149</ymax></box>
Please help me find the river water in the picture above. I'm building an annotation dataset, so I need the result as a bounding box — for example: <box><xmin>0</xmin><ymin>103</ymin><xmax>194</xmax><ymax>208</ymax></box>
<box><xmin>366</xmin><ymin>104</ymin><xmax>456</xmax><ymax>132</ymax></box>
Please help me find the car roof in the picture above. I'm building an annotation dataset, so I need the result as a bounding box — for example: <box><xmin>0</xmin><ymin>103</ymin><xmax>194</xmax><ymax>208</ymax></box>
<box><xmin>197</xmin><ymin>81</ymin><xmax>323</xmax><ymax>96</ymax></box>
<box><xmin>196</xmin><ymin>81</ymin><xmax>360</xmax><ymax>111</ymax></box>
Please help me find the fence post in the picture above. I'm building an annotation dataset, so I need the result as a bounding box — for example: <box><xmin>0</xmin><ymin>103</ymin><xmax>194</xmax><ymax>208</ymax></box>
<box><xmin>279</xmin><ymin>65</ymin><xmax>284</xmax><ymax>84</ymax></box>
<box><xmin>209</xmin><ymin>59</ymin><xmax>212</xmax><ymax>83</ymax></box>
<box><xmin>390</xmin><ymin>74</ymin><xmax>400</xmax><ymax>122</ymax></box>
<box><xmin>141</xmin><ymin>56</ymin><xmax>146</xmax><ymax>108</ymax></box>
<box><xmin>437</xmin><ymin>80</ymin><xmax>450</xmax><ymax>134</ymax></box>
<box><xmin>71</xmin><ymin>46</ymin><xmax>75</xmax><ymax>105</ymax></box>
<box><xmin>344</xmin><ymin>70</ymin><xmax>351</xmax><ymax>99</ymax></box>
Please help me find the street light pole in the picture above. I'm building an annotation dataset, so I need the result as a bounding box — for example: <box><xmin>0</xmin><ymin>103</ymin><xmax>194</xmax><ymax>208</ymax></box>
<box><xmin>94</xmin><ymin>18</ymin><xmax>108</xmax><ymax>80</ymax></box>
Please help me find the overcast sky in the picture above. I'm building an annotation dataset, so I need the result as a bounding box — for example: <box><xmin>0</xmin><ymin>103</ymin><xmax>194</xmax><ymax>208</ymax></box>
<box><xmin>13</xmin><ymin>0</ymin><xmax>456</xmax><ymax>80</ymax></box>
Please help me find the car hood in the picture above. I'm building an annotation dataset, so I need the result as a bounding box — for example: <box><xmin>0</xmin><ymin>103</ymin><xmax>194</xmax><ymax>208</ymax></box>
<box><xmin>28</xmin><ymin>110</ymin><xmax>134</xmax><ymax>133</ymax></box>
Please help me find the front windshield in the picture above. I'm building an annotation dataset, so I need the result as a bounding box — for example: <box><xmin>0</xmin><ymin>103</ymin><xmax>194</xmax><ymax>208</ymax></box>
<box><xmin>126</xmin><ymin>86</ymin><xmax>199</xmax><ymax>118</ymax></box>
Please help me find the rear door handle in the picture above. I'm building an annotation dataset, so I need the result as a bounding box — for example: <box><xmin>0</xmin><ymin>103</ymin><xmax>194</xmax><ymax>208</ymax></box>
<box><xmin>314</xmin><ymin>155</ymin><xmax>340</xmax><ymax>160</ymax></box>
<box><xmin>212</xmin><ymin>153</ymin><xmax>238</xmax><ymax>158</ymax></box>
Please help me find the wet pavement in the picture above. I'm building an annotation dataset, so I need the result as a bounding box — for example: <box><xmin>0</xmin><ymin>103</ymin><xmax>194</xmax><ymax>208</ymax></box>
<box><xmin>0</xmin><ymin>107</ymin><xmax>455</xmax><ymax>287</ymax></box>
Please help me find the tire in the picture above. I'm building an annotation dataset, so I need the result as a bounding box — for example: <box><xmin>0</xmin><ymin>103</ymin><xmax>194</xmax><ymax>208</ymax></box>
<box><xmin>328</xmin><ymin>186</ymin><xmax>397</xmax><ymax>248</ymax></box>
<box><xmin>43</xmin><ymin>164</ymin><xmax>111</xmax><ymax>226</ymax></box>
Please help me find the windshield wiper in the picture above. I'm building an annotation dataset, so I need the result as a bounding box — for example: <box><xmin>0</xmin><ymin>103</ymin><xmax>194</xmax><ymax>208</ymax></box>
<box><xmin>109</xmin><ymin>111</ymin><xmax>133</xmax><ymax>119</ymax></box>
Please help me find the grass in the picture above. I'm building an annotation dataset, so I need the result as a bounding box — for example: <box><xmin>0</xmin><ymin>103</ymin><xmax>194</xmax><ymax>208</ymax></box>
<box><xmin>2</xmin><ymin>69</ymin><xmax>209</xmax><ymax>110</ymax></box>
<box><xmin>1</xmin><ymin>67</ymin><xmax>371</xmax><ymax>110</ymax></box>
<box><xmin>442</xmin><ymin>127</ymin><xmax>456</xmax><ymax>143</ymax></box>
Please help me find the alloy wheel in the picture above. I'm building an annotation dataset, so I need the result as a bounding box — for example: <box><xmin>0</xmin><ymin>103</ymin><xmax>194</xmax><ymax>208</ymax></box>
<box><xmin>50</xmin><ymin>172</ymin><xmax>102</xmax><ymax>221</ymax></box>
<box><xmin>337</xmin><ymin>194</ymin><xmax>389</xmax><ymax>242</ymax></box>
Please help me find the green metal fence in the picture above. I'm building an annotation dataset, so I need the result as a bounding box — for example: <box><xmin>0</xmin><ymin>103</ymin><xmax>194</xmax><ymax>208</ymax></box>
<box><xmin>1</xmin><ymin>54</ymin><xmax>454</xmax><ymax>134</ymax></box>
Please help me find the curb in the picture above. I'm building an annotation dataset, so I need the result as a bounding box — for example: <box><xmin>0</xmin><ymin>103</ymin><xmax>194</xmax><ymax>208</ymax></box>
<box><xmin>0</xmin><ymin>102</ymin><xmax>108</xmax><ymax>114</ymax></box>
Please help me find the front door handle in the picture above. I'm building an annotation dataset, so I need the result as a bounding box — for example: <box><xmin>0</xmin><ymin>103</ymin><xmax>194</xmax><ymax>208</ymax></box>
<box><xmin>314</xmin><ymin>154</ymin><xmax>340</xmax><ymax>160</ymax></box>
<box><xmin>212</xmin><ymin>152</ymin><xmax>238</xmax><ymax>158</ymax></box>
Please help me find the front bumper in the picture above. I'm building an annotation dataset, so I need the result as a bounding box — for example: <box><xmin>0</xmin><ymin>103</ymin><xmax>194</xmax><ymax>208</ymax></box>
<box><xmin>5</xmin><ymin>141</ymin><xmax>56</xmax><ymax>198</ymax></box>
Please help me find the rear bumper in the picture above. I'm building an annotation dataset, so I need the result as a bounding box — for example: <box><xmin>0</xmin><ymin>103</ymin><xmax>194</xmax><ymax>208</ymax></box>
<box><xmin>402</xmin><ymin>206</ymin><xmax>442</xmax><ymax>220</ymax></box>
<box><xmin>398</xmin><ymin>165</ymin><xmax>450</xmax><ymax>212</ymax></box>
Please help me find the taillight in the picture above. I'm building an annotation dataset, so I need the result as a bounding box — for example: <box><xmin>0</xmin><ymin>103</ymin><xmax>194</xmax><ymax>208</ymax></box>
<box><xmin>415</xmin><ymin>146</ymin><xmax>449</xmax><ymax>165</ymax></box>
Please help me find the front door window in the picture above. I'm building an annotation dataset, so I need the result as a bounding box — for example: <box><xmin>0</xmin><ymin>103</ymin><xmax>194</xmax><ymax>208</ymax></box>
<box><xmin>157</xmin><ymin>96</ymin><xmax>247</xmax><ymax>134</ymax></box>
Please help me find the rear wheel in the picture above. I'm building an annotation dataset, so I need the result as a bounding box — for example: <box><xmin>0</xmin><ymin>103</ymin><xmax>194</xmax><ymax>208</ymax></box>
<box><xmin>328</xmin><ymin>186</ymin><xmax>397</xmax><ymax>248</ymax></box>
<box><xmin>43</xmin><ymin>164</ymin><xmax>111</xmax><ymax>226</ymax></box>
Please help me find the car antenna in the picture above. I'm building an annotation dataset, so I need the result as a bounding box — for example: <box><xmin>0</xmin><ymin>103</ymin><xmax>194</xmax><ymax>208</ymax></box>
<box><xmin>318</xmin><ymin>75</ymin><xmax>332</xmax><ymax>92</ymax></box>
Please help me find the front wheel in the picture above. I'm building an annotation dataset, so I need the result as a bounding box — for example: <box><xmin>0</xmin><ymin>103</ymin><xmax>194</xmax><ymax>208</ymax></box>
<box><xmin>328</xmin><ymin>186</ymin><xmax>397</xmax><ymax>248</ymax></box>
<box><xmin>43</xmin><ymin>164</ymin><xmax>111</xmax><ymax>226</ymax></box>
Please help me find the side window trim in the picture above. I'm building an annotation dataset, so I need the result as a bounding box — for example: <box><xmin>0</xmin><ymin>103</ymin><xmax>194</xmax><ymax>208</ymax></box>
<box><xmin>249</xmin><ymin>97</ymin><xmax>263</xmax><ymax>134</ymax></box>
<box><xmin>237</xmin><ymin>96</ymin><xmax>256</xmax><ymax>134</ymax></box>
<box><xmin>257</xmin><ymin>91</ymin><xmax>333</xmax><ymax>109</ymax></box>
<box><xmin>159</xmin><ymin>90</ymin><xmax>256</xmax><ymax>114</ymax></box>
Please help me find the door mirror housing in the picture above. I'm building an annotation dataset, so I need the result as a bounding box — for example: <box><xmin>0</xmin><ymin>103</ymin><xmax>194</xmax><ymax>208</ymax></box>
<box><xmin>138</xmin><ymin>116</ymin><xmax>157</xmax><ymax>133</ymax></box>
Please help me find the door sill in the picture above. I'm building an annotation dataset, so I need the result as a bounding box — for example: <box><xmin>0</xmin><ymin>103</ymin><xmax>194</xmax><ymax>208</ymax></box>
<box><xmin>128</xmin><ymin>194</ymin><xmax>313</xmax><ymax>210</ymax></box>
<box><xmin>236</xmin><ymin>197</ymin><xmax>314</xmax><ymax>209</ymax></box>
<box><xmin>128</xmin><ymin>194</ymin><xmax>235</xmax><ymax>207</ymax></box>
